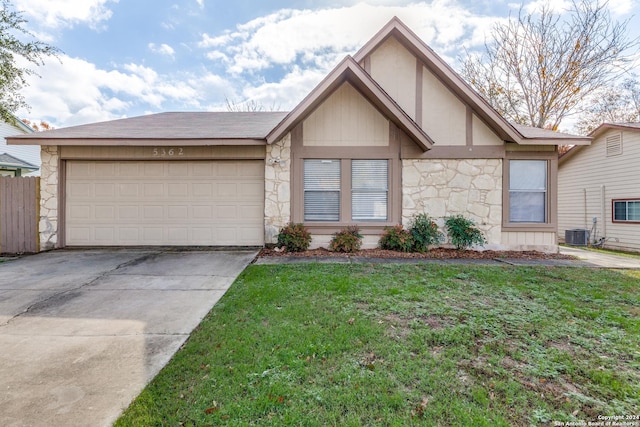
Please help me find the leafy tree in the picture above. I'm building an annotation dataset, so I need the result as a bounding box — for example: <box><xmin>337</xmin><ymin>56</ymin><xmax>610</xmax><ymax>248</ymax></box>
<box><xmin>461</xmin><ymin>0</ymin><xmax>637</xmax><ymax>130</ymax></box>
<box><xmin>0</xmin><ymin>0</ymin><xmax>59</xmax><ymax>124</ymax></box>
<box><xmin>573</xmin><ymin>77</ymin><xmax>640</xmax><ymax>135</ymax></box>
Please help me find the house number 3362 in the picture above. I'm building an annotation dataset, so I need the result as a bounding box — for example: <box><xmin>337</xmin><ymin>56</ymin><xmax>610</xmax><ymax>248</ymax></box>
<box><xmin>152</xmin><ymin>147</ymin><xmax>184</xmax><ymax>157</ymax></box>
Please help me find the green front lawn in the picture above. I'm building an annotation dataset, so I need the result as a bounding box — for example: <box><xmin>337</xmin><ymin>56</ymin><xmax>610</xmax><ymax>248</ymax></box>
<box><xmin>117</xmin><ymin>264</ymin><xmax>640</xmax><ymax>426</ymax></box>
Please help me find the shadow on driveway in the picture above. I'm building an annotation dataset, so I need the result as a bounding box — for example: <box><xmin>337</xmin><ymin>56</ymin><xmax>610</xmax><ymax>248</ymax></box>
<box><xmin>0</xmin><ymin>248</ymin><xmax>256</xmax><ymax>427</ymax></box>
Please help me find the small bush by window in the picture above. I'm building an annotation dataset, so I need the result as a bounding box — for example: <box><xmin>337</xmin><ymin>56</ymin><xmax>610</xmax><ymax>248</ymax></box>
<box><xmin>329</xmin><ymin>226</ymin><xmax>363</xmax><ymax>253</ymax></box>
<box><xmin>409</xmin><ymin>213</ymin><xmax>444</xmax><ymax>253</ymax></box>
<box><xmin>444</xmin><ymin>215</ymin><xmax>486</xmax><ymax>250</ymax></box>
<box><xmin>379</xmin><ymin>225</ymin><xmax>414</xmax><ymax>252</ymax></box>
<box><xmin>276</xmin><ymin>223</ymin><xmax>312</xmax><ymax>252</ymax></box>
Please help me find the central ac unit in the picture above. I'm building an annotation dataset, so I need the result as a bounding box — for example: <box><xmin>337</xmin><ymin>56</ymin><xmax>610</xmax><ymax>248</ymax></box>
<box><xmin>565</xmin><ymin>229</ymin><xmax>590</xmax><ymax>246</ymax></box>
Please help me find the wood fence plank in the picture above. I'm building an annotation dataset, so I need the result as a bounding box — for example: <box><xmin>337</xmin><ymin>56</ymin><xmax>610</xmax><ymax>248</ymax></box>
<box><xmin>0</xmin><ymin>176</ymin><xmax>39</xmax><ymax>254</ymax></box>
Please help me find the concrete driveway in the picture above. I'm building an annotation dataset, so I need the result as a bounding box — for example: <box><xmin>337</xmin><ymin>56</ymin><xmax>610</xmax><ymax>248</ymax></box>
<box><xmin>0</xmin><ymin>248</ymin><xmax>257</xmax><ymax>427</ymax></box>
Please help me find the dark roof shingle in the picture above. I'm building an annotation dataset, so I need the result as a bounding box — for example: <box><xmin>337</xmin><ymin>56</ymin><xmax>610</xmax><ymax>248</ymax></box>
<box><xmin>9</xmin><ymin>112</ymin><xmax>289</xmax><ymax>141</ymax></box>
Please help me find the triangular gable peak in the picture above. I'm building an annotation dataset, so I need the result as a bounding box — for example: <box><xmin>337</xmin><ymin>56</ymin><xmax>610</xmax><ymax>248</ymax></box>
<box><xmin>266</xmin><ymin>56</ymin><xmax>433</xmax><ymax>151</ymax></box>
<box><xmin>354</xmin><ymin>17</ymin><xmax>524</xmax><ymax>144</ymax></box>
<box><xmin>354</xmin><ymin>17</ymin><xmax>590</xmax><ymax>145</ymax></box>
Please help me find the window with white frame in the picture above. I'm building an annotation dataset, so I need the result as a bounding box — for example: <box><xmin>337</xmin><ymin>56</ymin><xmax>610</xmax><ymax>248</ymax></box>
<box><xmin>509</xmin><ymin>160</ymin><xmax>547</xmax><ymax>223</ymax></box>
<box><xmin>613</xmin><ymin>199</ymin><xmax>640</xmax><ymax>222</ymax></box>
<box><xmin>303</xmin><ymin>159</ymin><xmax>388</xmax><ymax>222</ymax></box>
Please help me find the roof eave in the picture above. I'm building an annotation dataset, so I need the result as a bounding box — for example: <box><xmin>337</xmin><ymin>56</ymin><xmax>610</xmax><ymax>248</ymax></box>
<box><xmin>517</xmin><ymin>137</ymin><xmax>591</xmax><ymax>146</ymax></box>
<box><xmin>6</xmin><ymin>137</ymin><xmax>268</xmax><ymax>146</ymax></box>
<box><xmin>267</xmin><ymin>55</ymin><xmax>433</xmax><ymax>151</ymax></box>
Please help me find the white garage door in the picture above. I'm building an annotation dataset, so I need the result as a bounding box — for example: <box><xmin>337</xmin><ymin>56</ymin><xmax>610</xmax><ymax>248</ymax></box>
<box><xmin>65</xmin><ymin>160</ymin><xmax>264</xmax><ymax>246</ymax></box>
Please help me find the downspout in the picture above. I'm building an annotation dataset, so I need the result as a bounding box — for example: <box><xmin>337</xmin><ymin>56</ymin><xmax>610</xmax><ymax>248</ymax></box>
<box><xmin>600</xmin><ymin>185</ymin><xmax>606</xmax><ymax>239</ymax></box>
<box><xmin>583</xmin><ymin>188</ymin><xmax>587</xmax><ymax>229</ymax></box>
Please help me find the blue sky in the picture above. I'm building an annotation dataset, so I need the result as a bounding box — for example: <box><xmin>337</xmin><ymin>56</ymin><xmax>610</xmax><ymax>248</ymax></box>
<box><xmin>13</xmin><ymin>0</ymin><xmax>640</xmax><ymax>130</ymax></box>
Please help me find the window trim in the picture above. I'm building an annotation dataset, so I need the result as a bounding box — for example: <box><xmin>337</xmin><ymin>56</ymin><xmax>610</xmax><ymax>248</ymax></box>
<box><xmin>502</xmin><ymin>152</ymin><xmax>557</xmax><ymax>232</ymax></box>
<box><xmin>612</xmin><ymin>198</ymin><xmax>640</xmax><ymax>224</ymax></box>
<box><xmin>291</xmin><ymin>123</ymin><xmax>401</xmax><ymax>234</ymax></box>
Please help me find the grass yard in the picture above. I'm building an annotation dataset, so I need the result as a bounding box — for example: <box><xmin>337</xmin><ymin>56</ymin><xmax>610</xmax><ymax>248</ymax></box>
<box><xmin>117</xmin><ymin>264</ymin><xmax>640</xmax><ymax>426</ymax></box>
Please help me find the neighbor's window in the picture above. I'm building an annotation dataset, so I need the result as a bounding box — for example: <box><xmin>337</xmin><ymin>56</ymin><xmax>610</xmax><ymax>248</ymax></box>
<box><xmin>352</xmin><ymin>160</ymin><xmax>388</xmax><ymax>221</ymax></box>
<box><xmin>509</xmin><ymin>160</ymin><xmax>547</xmax><ymax>223</ymax></box>
<box><xmin>304</xmin><ymin>159</ymin><xmax>340</xmax><ymax>221</ymax></box>
<box><xmin>613</xmin><ymin>199</ymin><xmax>640</xmax><ymax>222</ymax></box>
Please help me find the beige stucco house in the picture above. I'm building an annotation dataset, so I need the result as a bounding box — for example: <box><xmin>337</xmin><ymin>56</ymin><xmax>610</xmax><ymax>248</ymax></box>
<box><xmin>559</xmin><ymin>123</ymin><xmax>640</xmax><ymax>252</ymax></box>
<box><xmin>8</xmin><ymin>18</ymin><xmax>589</xmax><ymax>252</ymax></box>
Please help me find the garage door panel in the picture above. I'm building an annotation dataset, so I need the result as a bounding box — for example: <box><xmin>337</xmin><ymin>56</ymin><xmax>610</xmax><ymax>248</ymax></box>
<box><xmin>118</xmin><ymin>183</ymin><xmax>139</xmax><ymax>197</ymax></box>
<box><xmin>69</xmin><ymin>182</ymin><xmax>91</xmax><ymax>197</ymax></box>
<box><xmin>95</xmin><ymin>163</ymin><xmax>116</xmax><ymax>176</ymax></box>
<box><xmin>66</xmin><ymin>160</ymin><xmax>264</xmax><ymax>246</ymax></box>
<box><xmin>144</xmin><ymin>163</ymin><xmax>164</xmax><ymax>176</ymax></box>
<box><xmin>95</xmin><ymin>206</ymin><xmax>115</xmax><ymax>219</ymax></box>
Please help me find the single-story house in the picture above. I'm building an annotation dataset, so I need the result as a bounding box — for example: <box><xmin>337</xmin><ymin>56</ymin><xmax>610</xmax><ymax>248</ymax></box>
<box><xmin>558</xmin><ymin>122</ymin><xmax>640</xmax><ymax>252</ymax></box>
<box><xmin>1</xmin><ymin>116</ymin><xmax>38</xmax><ymax>176</ymax></box>
<box><xmin>8</xmin><ymin>17</ymin><xmax>590</xmax><ymax>252</ymax></box>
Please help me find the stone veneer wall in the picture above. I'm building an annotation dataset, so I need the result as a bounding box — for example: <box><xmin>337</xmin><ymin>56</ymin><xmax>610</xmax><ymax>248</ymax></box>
<box><xmin>264</xmin><ymin>134</ymin><xmax>291</xmax><ymax>244</ymax></box>
<box><xmin>39</xmin><ymin>145</ymin><xmax>60</xmax><ymax>250</ymax></box>
<box><xmin>402</xmin><ymin>159</ymin><xmax>503</xmax><ymax>247</ymax></box>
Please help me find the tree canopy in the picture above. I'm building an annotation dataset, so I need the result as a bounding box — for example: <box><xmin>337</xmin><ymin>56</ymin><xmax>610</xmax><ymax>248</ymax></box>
<box><xmin>573</xmin><ymin>77</ymin><xmax>640</xmax><ymax>135</ymax></box>
<box><xmin>461</xmin><ymin>0</ymin><xmax>637</xmax><ymax>130</ymax></box>
<box><xmin>0</xmin><ymin>0</ymin><xmax>59</xmax><ymax>124</ymax></box>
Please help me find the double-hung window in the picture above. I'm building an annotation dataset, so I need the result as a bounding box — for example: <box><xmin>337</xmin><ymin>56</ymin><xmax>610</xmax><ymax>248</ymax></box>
<box><xmin>303</xmin><ymin>159</ymin><xmax>341</xmax><ymax>221</ymax></box>
<box><xmin>613</xmin><ymin>199</ymin><xmax>640</xmax><ymax>222</ymax></box>
<box><xmin>508</xmin><ymin>160</ymin><xmax>547</xmax><ymax>223</ymax></box>
<box><xmin>352</xmin><ymin>160</ymin><xmax>388</xmax><ymax>221</ymax></box>
<box><xmin>303</xmin><ymin>159</ymin><xmax>389</xmax><ymax>223</ymax></box>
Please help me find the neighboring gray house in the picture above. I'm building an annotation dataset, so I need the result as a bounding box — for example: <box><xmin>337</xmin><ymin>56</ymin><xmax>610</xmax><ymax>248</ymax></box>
<box><xmin>8</xmin><ymin>18</ymin><xmax>589</xmax><ymax>252</ymax></box>
<box><xmin>559</xmin><ymin>123</ymin><xmax>640</xmax><ymax>252</ymax></box>
<box><xmin>0</xmin><ymin>116</ymin><xmax>37</xmax><ymax>176</ymax></box>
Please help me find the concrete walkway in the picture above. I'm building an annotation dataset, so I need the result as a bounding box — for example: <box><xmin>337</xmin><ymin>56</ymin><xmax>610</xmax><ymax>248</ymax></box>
<box><xmin>255</xmin><ymin>246</ymin><xmax>640</xmax><ymax>269</ymax></box>
<box><xmin>0</xmin><ymin>248</ymin><xmax>257</xmax><ymax>427</ymax></box>
<box><xmin>559</xmin><ymin>246</ymin><xmax>640</xmax><ymax>269</ymax></box>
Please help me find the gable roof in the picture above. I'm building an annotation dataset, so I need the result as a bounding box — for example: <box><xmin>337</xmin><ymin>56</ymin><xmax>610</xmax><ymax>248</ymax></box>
<box><xmin>353</xmin><ymin>17</ymin><xmax>591</xmax><ymax>146</ymax></box>
<box><xmin>8</xmin><ymin>112</ymin><xmax>288</xmax><ymax>146</ymax></box>
<box><xmin>0</xmin><ymin>152</ymin><xmax>38</xmax><ymax>170</ymax></box>
<box><xmin>266</xmin><ymin>56</ymin><xmax>433</xmax><ymax>150</ymax></box>
<box><xmin>560</xmin><ymin>122</ymin><xmax>640</xmax><ymax>165</ymax></box>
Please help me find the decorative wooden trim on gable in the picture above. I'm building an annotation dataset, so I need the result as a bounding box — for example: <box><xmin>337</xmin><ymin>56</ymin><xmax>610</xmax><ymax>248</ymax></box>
<box><xmin>266</xmin><ymin>56</ymin><xmax>433</xmax><ymax>152</ymax></box>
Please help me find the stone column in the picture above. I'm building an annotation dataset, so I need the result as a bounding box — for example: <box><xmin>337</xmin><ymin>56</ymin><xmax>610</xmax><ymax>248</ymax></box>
<box><xmin>264</xmin><ymin>134</ymin><xmax>291</xmax><ymax>244</ymax></box>
<box><xmin>39</xmin><ymin>145</ymin><xmax>59</xmax><ymax>250</ymax></box>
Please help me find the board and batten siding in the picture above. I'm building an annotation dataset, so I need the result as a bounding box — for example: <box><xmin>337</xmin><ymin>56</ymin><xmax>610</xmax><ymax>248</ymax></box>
<box><xmin>368</xmin><ymin>36</ymin><xmax>417</xmax><ymax>120</ymax></box>
<box><xmin>303</xmin><ymin>83</ymin><xmax>389</xmax><ymax>147</ymax></box>
<box><xmin>558</xmin><ymin>128</ymin><xmax>640</xmax><ymax>252</ymax></box>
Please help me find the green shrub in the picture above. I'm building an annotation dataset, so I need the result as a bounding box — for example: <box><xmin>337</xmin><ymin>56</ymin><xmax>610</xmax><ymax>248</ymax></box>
<box><xmin>409</xmin><ymin>213</ymin><xmax>444</xmax><ymax>252</ymax></box>
<box><xmin>444</xmin><ymin>215</ymin><xmax>486</xmax><ymax>250</ymax></box>
<box><xmin>329</xmin><ymin>226</ymin><xmax>363</xmax><ymax>253</ymax></box>
<box><xmin>276</xmin><ymin>223</ymin><xmax>312</xmax><ymax>252</ymax></box>
<box><xmin>379</xmin><ymin>225</ymin><xmax>414</xmax><ymax>252</ymax></box>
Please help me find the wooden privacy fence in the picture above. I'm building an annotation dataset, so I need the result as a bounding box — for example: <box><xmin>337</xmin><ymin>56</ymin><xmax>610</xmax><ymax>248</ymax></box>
<box><xmin>0</xmin><ymin>176</ymin><xmax>39</xmax><ymax>254</ymax></box>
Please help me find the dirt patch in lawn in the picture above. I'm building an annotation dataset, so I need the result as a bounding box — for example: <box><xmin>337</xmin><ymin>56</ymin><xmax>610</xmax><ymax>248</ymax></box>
<box><xmin>259</xmin><ymin>247</ymin><xmax>575</xmax><ymax>260</ymax></box>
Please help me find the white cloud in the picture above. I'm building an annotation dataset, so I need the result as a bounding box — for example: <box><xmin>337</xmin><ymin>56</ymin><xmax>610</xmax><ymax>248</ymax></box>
<box><xmin>607</xmin><ymin>0</ymin><xmax>634</xmax><ymax>15</ymax></box>
<box><xmin>17</xmin><ymin>55</ymin><xmax>231</xmax><ymax>127</ymax></box>
<box><xmin>148</xmin><ymin>43</ymin><xmax>176</xmax><ymax>57</ymax></box>
<box><xmin>14</xmin><ymin>0</ymin><xmax>118</xmax><ymax>30</ymax></box>
<box><xmin>199</xmin><ymin>1</ymin><xmax>501</xmax><ymax>76</ymax></box>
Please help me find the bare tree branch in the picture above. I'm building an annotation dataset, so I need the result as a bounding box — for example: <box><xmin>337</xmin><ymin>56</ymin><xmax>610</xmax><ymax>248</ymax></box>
<box><xmin>461</xmin><ymin>0</ymin><xmax>637</xmax><ymax>129</ymax></box>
